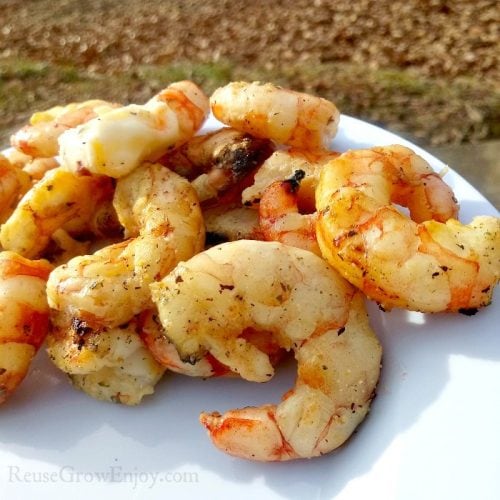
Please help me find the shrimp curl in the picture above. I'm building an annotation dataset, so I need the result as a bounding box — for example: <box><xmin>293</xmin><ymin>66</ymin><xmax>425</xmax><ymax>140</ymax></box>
<box><xmin>316</xmin><ymin>145</ymin><xmax>499</xmax><ymax>313</ymax></box>
<box><xmin>59</xmin><ymin>81</ymin><xmax>209</xmax><ymax>178</ymax></box>
<box><xmin>211</xmin><ymin>82</ymin><xmax>339</xmax><ymax>150</ymax></box>
<box><xmin>150</xmin><ymin>240</ymin><xmax>382</xmax><ymax>461</ymax></box>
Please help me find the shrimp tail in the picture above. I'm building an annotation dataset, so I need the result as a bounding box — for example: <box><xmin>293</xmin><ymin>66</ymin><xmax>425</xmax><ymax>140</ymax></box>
<box><xmin>200</xmin><ymin>406</ymin><xmax>297</xmax><ymax>461</ymax></box>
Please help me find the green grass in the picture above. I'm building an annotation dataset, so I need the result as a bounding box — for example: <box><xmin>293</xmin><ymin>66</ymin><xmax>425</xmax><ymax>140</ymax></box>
<box><xmin>135</xmin><ymin>61</ymin><xmax>234</xmax><ymax>94</ymax></box>
<box><xmin>1</xmin><ymin>57</ymin><xmax>499</xmax><ymax>147</ymax></box>
<box><xmin>0</xmin><ymin>59</ymin><xmax>50</xmax><ymax>81</ymax></box>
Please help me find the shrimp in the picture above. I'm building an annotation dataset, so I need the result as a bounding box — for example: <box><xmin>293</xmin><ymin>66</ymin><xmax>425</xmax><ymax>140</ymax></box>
<box><xmin>244</xmin><ymin>149</ymin><xmax>339</xmax><ymax>254</ymax></box>
<box><xmin>150</xmin><ymin>240</ymin><xmax>382</xmax><ymax>461</ymax></box>
<box><xmin>0</xmin><ymin>168</ymin><xmax>115</xmax><ymax>259</ymax></box>
<box><xmin>1</xmin><ymin>148</ymin><xmax>32</xmax><ymax>170</ymax></box>
<box><xmin>1</xmin><ymin>148</ymin><xmax>59</xmax><ymax>181</ymax></box>
<box><xmin>42</xmin><ymin>229</ymin><xmax>92</xmax><ymax>266</ymax></box>
<box><xmin>242</xmin><ymin>148</ymin><xmax>339</xmax><ymax>209</ymax></box>
<box><xmin>204</xmin><ymin>205</ymin><xmax>262</xmax><ymax>246</ymax></box>
<box><xmin>316</xmin><ymin>145</ymin><xmax>500</xmax><ymax>313</ymax></box>
<box><xmin>0</xmin><ymin>251</ymin><xmax>52</xmax><ymax>404</ymax></box>
<box><xmin>22</xmin><ymin>157</ymin><xmax>60</xmax><ymax>181</ymax></box>
<box><xmin>59</xmin><ymin>81</ymin><xmax>209</xmax><ymax>178</ymax></box>
<box><xmin>259</xmin><ymin>170</ymin><xmax>321</xmax><ymax>256</ymax></box>
<box><xmin>211</xmin><ymin>82</ymin><xmax>340</xmax><ymax>150</ymax></box>
<box><xmin>139</xmin><ymin>308</ymin><xmax>285</xmax><ymax>377</ymax></box>
<box><xmin>0</xmin><ymin>154</ymin><xmax>31</xmax><ymax>223</ymax></box>
<box><xmin>47</xmin><ymin>163</ymin><xmax>204</xmax><ymax>329</ymax></box>
<box><xmin>47</xmin><ymin>311</ymin><xmax>165</xmax><ymax>405</ymax></box>
<box><xmin>162</xmin><ymin>127</ymin><xmax>273</xmax><ymax>203</ymax></box>
<box><xmin>139</xmin><ymin>309</ymin><xmax>217</xmax><ymax>377</ymax></box>
<box><xmin>11</xmin><ymin>100</ymin><xmax>120</xmax><ymax>158</ymax></box>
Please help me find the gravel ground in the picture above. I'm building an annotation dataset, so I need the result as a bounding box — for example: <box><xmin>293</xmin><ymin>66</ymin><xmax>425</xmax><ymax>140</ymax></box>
<box><xmin>1</xmin><ymin>0</ymin><xmax>499</xmax><ymax>145</ymax></box>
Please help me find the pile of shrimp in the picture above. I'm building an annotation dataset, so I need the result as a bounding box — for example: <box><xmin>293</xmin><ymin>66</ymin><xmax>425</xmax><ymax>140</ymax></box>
<box><xmin>0</xmin><ymin>80</ymin><xmax>498</xmax><ymax>462</ymax></box>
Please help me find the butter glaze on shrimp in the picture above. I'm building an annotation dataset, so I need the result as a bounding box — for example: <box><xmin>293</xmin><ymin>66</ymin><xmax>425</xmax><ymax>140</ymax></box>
<box><xmin>150</xmin><ymin>240</ymin><xmax>382</xmax><ymax>461</ymax></box>
<box><xmin>11</xmin><ymin>100</ymin><xmax>120</xmax><ymax>158</ymax></box>
<box><xmin>0</xmin><ymin>251</ymin><xmax>52</xmax><ymax>404</ymax></box>
<box><xmin>211</xmin><ymin>82</ymin><xmax>340</xmax><ymax>150</ymax></box>
<box><xmin>316</xmin><ymin>145</ymin><xmax>499</xmax><ymax>313</ymax></box>
<box><xmin>47</xmin><ymin>163</ymin><xmax>204</xmax><ymax>329</ymax></box>
<box><xmin>59</xmin><ymin>81</ymin><xmax>209</xmax><ymax>178</ymax></box>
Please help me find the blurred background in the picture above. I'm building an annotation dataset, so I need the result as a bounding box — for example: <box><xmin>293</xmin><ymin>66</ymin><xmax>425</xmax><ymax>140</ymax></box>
<box><xmin>1</xmin><ymin>0</ymin><xmax>498</xmax><ymax>205</ymax></box>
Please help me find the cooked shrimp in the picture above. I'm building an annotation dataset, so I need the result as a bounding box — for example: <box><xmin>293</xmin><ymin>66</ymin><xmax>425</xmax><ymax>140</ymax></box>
<box><xmin>162</xmin><ymin>127</ymin><xmax>273</xmax><ymax>202</ymax></box>
<box><xmin>139</xmin><ymin>308</ymin><xmax>284</xmax><ymax>377</ymax></box>
<box><xmin>85</xmin><ymin>198</ymin><xmax>123</xmax><ymax>241</ymax></box>
<box><xmin>1</xmin><ymin>149</ymin><xmax>59</xmax><ymax>181</ymax></box>
<box><xmin>42</xmin><ymin>229</ymin><xmax>92</xmax><ymax>266</ymax></box>
<box><xmin>0</xmin><ymin>168</ymin><xmax>115</xmax><ymax>258</ymax></box>
<box><xmin>0</xmin><ymin>251</ymin><xmax>52</xmax><ymax>404</ymax></box>
<box><xmin>0</xmin><ymin>154</ymin><xmax>31</xmax><ymax>223</ymax></box>
<box><xmin>11</xmin><ymin>100</ymin><xmax>120</xmax><ymax>158</ymax></box>
<box><xmin>139</xmin><ymin>309</ymin><xmax>216</xmax><ymax>377</ymax></box>
<box><xmin>204</xmin><ymin>205</ymin><xmax>262</xmax><ymax>246</ymax></box>
<box><xmin>55</xmin><ymin>184</ymin><xmax>121</xmax><ymax>243</ymax></box>
<box><xmin>22</xmin><ymin>157</ymin><xmax>59</xmax><ymax>181</ymax></box>
<box><xmin>211</xmin><ymin>82</ymin><xmax>340</xmax><ymax>150</ymax></box>
<box><xmin>112</xmin><ymin>162</ymin><xmax>204</xmax><ymax>261</ymax></box>
<box><xmin>242</xmin><ymin>148</ymin><xmax>339</xmax><ymax>209</ymax></box>
<box><xmin>47</xmin><ymin>311</ymin><xmax>164</xmax><ymax>405</ymax></box>
<box><xmin>1</xmin><ymin>148</ymin><xmax>32</xmax><ymax>169</ymax></box>
<box><xmin>59</xmin><ymin>81</ymin><xmax>209</xmax><ymax>178</ymax></box>
<box><xmin>243</xmin><ymin>149</ymin><xmax>339</xmax><ymax>254</ymax></box>
<box><xmin>316</xmin><ymin>145</ymin><xmax>499</xmax><ymax>313</ymax></box>
<box><xmin>150</xmin><ymin>240</ymin><xmax>382</xmax><ymax>461</ymax></box>
<box><xmin>259</xmin><ymin>170</ymin><xmax>321</xmax><ymax>255</ymax></box>
<box><xmin>47</xmin><ymin>163</ymin><xmax>204</xmax><ymax>329</ymax></box>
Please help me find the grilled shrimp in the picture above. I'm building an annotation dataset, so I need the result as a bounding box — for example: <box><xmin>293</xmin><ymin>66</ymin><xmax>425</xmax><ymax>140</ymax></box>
<box><xmin>1</xmin><ymin>148</ymin><xmax>32</xmax><ymax>170</ymax></box>
<box><xmin>204</xmin><ymin>206</ymin><xmax>262</xmax><ymax>245</ymax></box>
<box><xmin>22</xmin><ymin>157</ymin><xmax>60</xmax><ymax>181</ymax></box>
<box><xmin>162</xmin><ymin>127</ymin><xmax>273</xmax><ymax>203</ymax></box>
<box><xmin>59</xmin><ymin>81</ymin><xmax>209</xmax><ymax>178</ymax></box>
<box><xmin>47</xmin><ymin>311</ymin><xmax>164</xmax><ymax>405</ymax></box>
<box><xmin>0</xmin><ymin>251</ymin><xmax>52</xmax><ymax>404</ymax></box>
<box><xmin>1</xmin><ymin>149</ymin><xmax>59</xmax><ymax>181</ymax></box>
<box><xmin>44</xmin><ymin>229</ymin><xmax>92</xmax><ymax>266</ymax></box>
<box><xmin>47</xmin><ymin>163</ymin><xmax>204</xmax><ymax>329</ymax></box>
<box><xmin>316</xmin><ymin>145</ymin><xmax>499</xmax><ymax>313</ymax></box>
<box><xmin>242</xmin><ymin>148</ymin><xmax>339</xmax><ymax>209</ymax></box>
<box><xmin>259</xmin><ymin>170</ymin><xmax>320</xmax><ymax>255</ymax></box>
<box><xmin>0</xmin><ymin>168</ymin><xmax>115</xmax><ymax>258</ymax></box>
<box><xmin>0</xmin><ymin>154</ymin><xmax>31</xmax><ymax>223</ymax></box>
<box><xmin>150</xmin><ymin>240</ymin><xmax>382</xmax><ymax>461</ymax></box>
<box><xmin>211</xmin><ymin>82</ymin><xmax>340</xmax><ymax>150</ymax></box>
<box><xmin>139</xmin><ymin>308</ymin><xmax>284</xmax><ymax>377</ymax></box>
<box><xmin>139</xmin><ymin>309</ymin><xmax>216</xmax><ymax>377</ymax></box>
<box><xmin>11</xmin><ymin>100</ymin><xmax>120</xmax><ymax>158</ymax></box>
<box><xmin>253</xmin><ymin>149</ymin><xmax>339</xmax><ymax>255</ymax></box>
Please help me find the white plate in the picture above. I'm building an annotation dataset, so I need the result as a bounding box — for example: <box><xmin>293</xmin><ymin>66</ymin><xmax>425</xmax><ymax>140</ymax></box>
<box><xmin>1</xmin><ymin>115</ymin><xmax>499</xmax><ymax>500</ymax></box>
